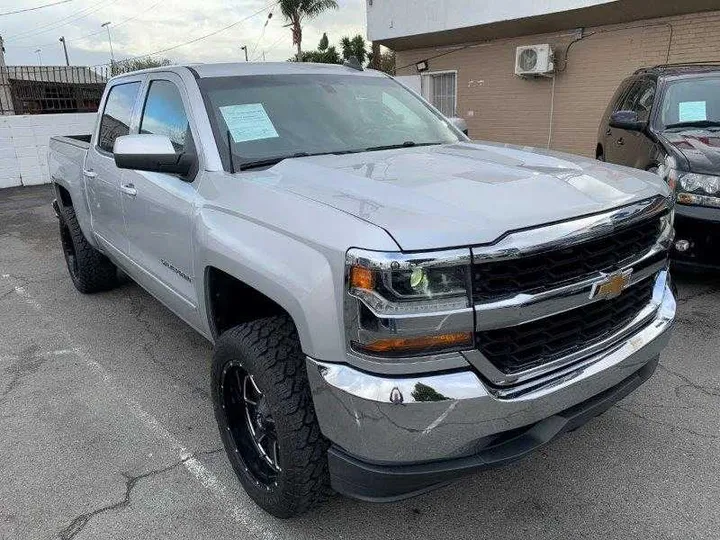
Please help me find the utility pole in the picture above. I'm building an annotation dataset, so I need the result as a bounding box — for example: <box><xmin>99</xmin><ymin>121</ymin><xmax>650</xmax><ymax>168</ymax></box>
<box><xmin>59</xmin><ymin>36</ymin><xmax>70</xmax><ymax>66</ymax></box>
<box><xmin>241</xmin><ymin>45</ymin><xmax>248</xmax><ymax>62</ymax></box>
<box><xmin>34</xmin><ymin>48</ymin><xmax>43</xmax><ymax>64</ymax></box>
<box><xmin>101</xmin><ymin>22</ymin><xmax>115</xmax><ymax>64</ymax></box>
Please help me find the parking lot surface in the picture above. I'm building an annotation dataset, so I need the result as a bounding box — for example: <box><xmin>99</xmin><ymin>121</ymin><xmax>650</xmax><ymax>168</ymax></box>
<box><xmin>1</xmin><ymin>185</ymin><xmax>719</xmax><ymax>540</ymax></box>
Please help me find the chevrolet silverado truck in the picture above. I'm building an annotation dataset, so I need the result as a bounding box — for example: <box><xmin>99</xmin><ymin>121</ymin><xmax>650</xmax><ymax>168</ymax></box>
<box><xmin>49</xmin><ymin>62</ymin><xmax>676</xmax><ymax>518</ymax></box>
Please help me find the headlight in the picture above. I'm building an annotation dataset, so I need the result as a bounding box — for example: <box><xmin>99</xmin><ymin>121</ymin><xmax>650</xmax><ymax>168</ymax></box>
<box><xmin>679</xmin><ymin>173</ymin><xmax>720</xmax><ymax>194</ymax></box>
<box><xmin>345</xmin><ymin>248</ymin><xmax>473</xmax><ymax>358</ymax></box>
<box><xmin>677</xmin><ymin>172</ymin><xmax>720</xmax><ymax>207</ymax></box>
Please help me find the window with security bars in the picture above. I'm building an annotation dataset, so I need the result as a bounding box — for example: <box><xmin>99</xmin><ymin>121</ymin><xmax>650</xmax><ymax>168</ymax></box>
<box><xmin>421</xmin><ymin>72</ymin><xmax>456</xmax><ymax>117</ymax></box>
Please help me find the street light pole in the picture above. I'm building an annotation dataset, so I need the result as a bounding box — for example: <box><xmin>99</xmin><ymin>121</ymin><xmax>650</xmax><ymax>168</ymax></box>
<box><xmin>241</xmin><ymin>45</ymin><xmax>248</xmax><ymax>62</ymax></box>
<box><xmin>59</xmin><ymin>36</ymin><xmax>70</xmax><ymax>66</ymax></box>
<box><xmin>34</xmin><ymin>49</ymin><xmax>43</xmax><ymax>65</ymax></box>
<box><xmin>101</xmin><ymin>22</ymin><xmax>115</xmax><ymax>64</ymax></box>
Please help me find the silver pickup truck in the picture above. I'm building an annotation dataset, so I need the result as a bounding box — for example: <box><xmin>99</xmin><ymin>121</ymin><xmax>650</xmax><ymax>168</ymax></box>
<box><xmin>49</xmin><ymin>62</ymin><xmax>676</xmax><ymax>518</ymax></box>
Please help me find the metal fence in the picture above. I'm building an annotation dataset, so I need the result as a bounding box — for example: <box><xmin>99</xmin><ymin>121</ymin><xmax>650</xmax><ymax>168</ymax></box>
<box><xmin>0</xmin><ymin>65</ymin><xmax>109</xmax><ymax>115</ymax></box>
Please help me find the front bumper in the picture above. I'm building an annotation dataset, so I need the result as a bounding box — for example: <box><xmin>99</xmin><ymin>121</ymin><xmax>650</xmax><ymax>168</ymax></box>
<box><xmin>672</xmin><ymin>204</ymin><xmax>720</xmax><ymax>269</ymax></box>
<box><xmin>306</xmin><ymin>281</ymin><xmax>675</xmax><ymax>501</ymax></box>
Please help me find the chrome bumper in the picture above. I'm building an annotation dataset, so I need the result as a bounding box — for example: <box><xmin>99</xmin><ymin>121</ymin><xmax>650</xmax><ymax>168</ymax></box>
<box><xmin>307</xmin><ymin>281</ymin><xmax>675</xmax><ymax>465</ymax></box>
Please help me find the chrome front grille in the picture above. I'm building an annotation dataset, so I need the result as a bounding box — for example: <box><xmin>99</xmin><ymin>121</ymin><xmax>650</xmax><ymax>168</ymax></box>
<box><xmin>476</xmin><ymin>277</ymin><xmax>655</xmax><ymax>374</ymax></box>
<box><xmin>471</xmin><ymin>215</ymin><xmax>664</xmax><ymax>302</ymax></box>
<box><xmin>467</xmin><ymin>196</ymin><xmax>672</xmax><ymax>387</ymax></box>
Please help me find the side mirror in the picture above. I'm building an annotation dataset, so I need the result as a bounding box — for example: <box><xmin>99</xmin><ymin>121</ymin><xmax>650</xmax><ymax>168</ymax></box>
<box><xmin>113</xmin><ymin>134</ymin><xmax>194</xmax><ymax>176</ymax></box>
<box><xmin>449</xmin><ymin>117</ymin><xmax>469</xmax><ymax>136</ymax></box>
<box><xmin>609</xmin><ymin>110</ymin><xmax>646</xmax><ymax>132</ymax></box>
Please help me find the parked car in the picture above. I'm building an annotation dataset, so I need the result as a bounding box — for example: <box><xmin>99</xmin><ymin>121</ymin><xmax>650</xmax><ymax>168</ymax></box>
<box><xmin>49</xmin><ymin>62</ymin><xmax>675</xmax><ymax>518</ymax></box>
<box><xmin>597</xmin><ymin>63</ymin><xmax>720</xmax><ymax>269</ymax></box>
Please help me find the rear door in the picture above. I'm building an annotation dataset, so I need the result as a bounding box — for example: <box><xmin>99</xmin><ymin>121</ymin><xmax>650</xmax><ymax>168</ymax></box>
<box><xmin>120</xmin><ymin>73</ymin><xmax>201</xmax><ymax>323</ymax></box>
<box><xmin>85</xmin><ymin>78</ymin><xmax>144</xmax><ymax>256</ymax></box>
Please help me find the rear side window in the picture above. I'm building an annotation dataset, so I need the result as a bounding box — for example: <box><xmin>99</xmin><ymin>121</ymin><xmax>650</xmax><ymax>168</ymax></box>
<box><xmin>140</xmin><ymin>80</ymin><xmax>192</xmax><ymax>152</ymax></box>
<box><xmin>97</xmin><ymin>82</ymin><xmax>141</xmax><ymax>153</ymax></box>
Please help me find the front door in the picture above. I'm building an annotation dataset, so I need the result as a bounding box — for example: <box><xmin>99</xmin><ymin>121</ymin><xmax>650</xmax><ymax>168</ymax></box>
<box><xmin>85</xmin><ymin>79</ymin><xmax>143</xmax><ymax>256</ymax></box>
<box><xmin>610</xmin><ymin>78</ymin><xmax>657</xmax><ymax>168</ymax></box>
<box><xmin>120</xmin><ymin>74</ymin><xmax>200</xmax><ymax>323</ymax></box>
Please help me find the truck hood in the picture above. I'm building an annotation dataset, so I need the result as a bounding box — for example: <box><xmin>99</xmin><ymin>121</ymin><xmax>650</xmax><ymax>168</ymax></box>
<box><xmin>266</xmin><ymin>141</ymin><xmax>669</xmax><ymax>251</ymax></box>
<box><xmin>660</xmin><ymin>128</ymin><xmax>720</xmax><ymax>175</ymax></box>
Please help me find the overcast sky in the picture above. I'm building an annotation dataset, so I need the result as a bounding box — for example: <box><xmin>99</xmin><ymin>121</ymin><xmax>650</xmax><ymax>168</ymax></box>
<box><xmin>0</xmin><ymin>0</ymin><xmax>366</xmax><ymax>67</ymax></box>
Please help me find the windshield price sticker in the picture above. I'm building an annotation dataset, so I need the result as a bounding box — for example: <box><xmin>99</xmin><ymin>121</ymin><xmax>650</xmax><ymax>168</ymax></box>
<box><xmin>220</xmin><ymin>103</ymin><xmax>279</xmax><ymax>143</ymax></box>
<box><xmin>678</xmin><ymin>101</ymin><xmax>707</xmax><ymax>123</ymax></box>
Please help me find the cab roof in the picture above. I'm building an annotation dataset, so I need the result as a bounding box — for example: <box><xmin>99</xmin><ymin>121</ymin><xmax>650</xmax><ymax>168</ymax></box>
<box><xmin>633</xmin><ymin>62</ymin><xmax>720</xmax><ymax>78</ymax></box>
<box><xmin>110</xmin><ymin>61</ymin><xmax>386</xmax><ymax>82</ymax></box>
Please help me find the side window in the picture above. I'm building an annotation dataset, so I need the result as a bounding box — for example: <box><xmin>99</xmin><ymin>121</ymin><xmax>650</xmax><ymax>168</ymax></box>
<box><xmin>97</xmin><ymin>82</ymin><xmax>141</xmax><ymax>153</ymax></box>
<box><xmin>611</xmin><ymin>80</ymin><xmax>634</xmax><ymax>113</ymax></box>
<box><xmin>621</xmin><ymin>79</ymin><xmax>656</xmax><ymax>122</ymax></box>
<box><xmin>140</xmin><ymin>80</ymin><xmax>191</xmax><ymax>152</ymax></box>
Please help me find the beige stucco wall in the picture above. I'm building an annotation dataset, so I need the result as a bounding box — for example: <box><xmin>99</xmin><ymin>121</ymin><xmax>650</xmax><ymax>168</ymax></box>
<box><xmin>395</xmin><ymin>10</ymin><xmax>720</xmax><ymax>157</ymax></box>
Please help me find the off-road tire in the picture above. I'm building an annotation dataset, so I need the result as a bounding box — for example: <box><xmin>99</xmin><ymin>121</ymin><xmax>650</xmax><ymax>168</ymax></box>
<box><xmin>211</xmin><ymin>315</ymin><xmax>331</xmax><ymax>518</ymax></box>
<box><xmin>58</xmin><ymin>205</ymin><xmax>118</xmax><ymax>294</ymax></box>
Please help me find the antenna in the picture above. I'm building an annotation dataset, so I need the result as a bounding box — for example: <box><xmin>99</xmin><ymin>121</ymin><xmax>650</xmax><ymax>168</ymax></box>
<box><xmin>343</xmin><ymin>56</ymin><xmax>363</xmax><ymax>71</ymax></box>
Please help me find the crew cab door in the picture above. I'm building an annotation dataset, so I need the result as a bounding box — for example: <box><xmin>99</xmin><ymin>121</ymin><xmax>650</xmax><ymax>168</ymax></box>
<box><xmin>119</xmin><ymin>73</ymin><xmax>201</xmax><ymax>323</ymax></box>
<box><xmin>85</xmin><ymin>78</ymin><xmax>144</xmax><ymax>256</ymax></box>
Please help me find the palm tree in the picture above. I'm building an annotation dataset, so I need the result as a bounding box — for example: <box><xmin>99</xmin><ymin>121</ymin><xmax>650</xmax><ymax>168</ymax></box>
<box><xmin>279</xmin><ymin>0</ymin><xmax>338</xmax><ymax>60</ymax></box>
<box><xmin>340</xmin><ymin>35</ymin><xmax>367</xmax><ymax>65</ymax></box>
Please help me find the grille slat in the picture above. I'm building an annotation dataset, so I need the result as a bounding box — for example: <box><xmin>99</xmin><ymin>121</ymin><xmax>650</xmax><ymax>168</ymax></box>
<box><xmin>476</xmin><ymin>279</ymin><xmax>655</xmax><ymax>375</ymax></box>
<box><xmin>472</xmin><ymin>216</ymin><xmax>663</xmax><ymax>302</ymax></box>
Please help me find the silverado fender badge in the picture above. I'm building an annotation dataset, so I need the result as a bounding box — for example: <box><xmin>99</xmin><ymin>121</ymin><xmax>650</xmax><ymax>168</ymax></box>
<box><xmin>590</xmin><ymin>269</ymin><xmax>633</xmax><ymax>300</ymax></box>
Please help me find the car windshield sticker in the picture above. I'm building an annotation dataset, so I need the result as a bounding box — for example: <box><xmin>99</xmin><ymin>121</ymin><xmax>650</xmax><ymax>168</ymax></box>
<box><xmin>220</xmin><ymin>103</ymin><xmax>279</xmax><ymax>143</ymax></box>
<box><xmin>678</xmin><ymin>101</ymin><xmax>707</xmax><ymax>123</ymax></box>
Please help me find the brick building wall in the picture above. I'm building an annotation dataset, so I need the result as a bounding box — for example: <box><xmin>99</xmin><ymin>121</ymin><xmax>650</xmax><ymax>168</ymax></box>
<box><xmin>395</xmin><ymin>10</ymin><xmax>720</xmax><ymax>157</ymax></box>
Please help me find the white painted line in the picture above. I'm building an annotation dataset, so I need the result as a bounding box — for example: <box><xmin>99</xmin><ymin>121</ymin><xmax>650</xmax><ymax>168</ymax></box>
<box><xmin>1</xmin><ymin>274</ymin><xmax>280</xmax><ymax>537</ymax></box>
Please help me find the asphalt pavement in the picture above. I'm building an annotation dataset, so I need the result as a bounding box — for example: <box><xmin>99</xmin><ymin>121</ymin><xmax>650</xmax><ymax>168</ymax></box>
<box><xmin>1</xmin><ymin>185</ymin><xmax>718</xmax><ymax>540</ymax></box>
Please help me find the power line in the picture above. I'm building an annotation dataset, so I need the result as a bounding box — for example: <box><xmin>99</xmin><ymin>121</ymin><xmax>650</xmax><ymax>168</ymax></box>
<box><xmin>0</xmin><ymin>0</ymin><xmax>72</xmax><ymax>17</ymax></box>
<box><xmin>252</xmin><ymin>34</ymin><xmax>285</xmax><ymax>61</ymax></box>
<box><xmin>93</xmin><ymin>2</ymin><xmax>279</xmax><ymax>67</ymax></box>
<box><xmin>5</xmin><ymin>0</ymin><xmax>116</xmax><ymax>42</ymax></box>
<box><xmin>9</xmin><ymin>0</ymin><xmax>162</xmax><ymax>49</ymax></box>
<box><xmin>250</xmin><ymin>10</ymin><xmax>274</xmax><ymax>59</ymax></box>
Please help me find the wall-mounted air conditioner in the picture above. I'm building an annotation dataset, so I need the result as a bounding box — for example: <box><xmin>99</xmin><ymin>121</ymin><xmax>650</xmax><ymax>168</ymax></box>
<box><xmin>515</xmin><ymin>44</ymin><xmax>554</xmax><ymax>77</ymax></box>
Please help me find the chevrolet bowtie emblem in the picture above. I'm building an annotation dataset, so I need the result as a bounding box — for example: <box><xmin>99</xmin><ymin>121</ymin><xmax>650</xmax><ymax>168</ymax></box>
<box><xmin>590</xmin><ymin>270</ymin><xmax>633</xmax><ymax>300</ymax></box>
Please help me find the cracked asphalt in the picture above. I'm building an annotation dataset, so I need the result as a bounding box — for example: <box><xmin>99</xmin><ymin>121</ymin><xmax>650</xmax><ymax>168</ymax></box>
<box><xmin>1</xmin><ymin>185</ymin><xmax>719</xmax><ymax>540</ymax></box>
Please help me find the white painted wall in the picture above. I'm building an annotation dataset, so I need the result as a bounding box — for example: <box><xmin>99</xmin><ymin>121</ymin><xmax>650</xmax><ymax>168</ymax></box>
<box><xmin>0</xmin><ymin>113</ymin><xmax>96</xmax><ymax>189</ymax></box>
<box><xmin>367</xmin><ymin>0</ymin><xmax>617</xmax><ymax>41</ymax></box>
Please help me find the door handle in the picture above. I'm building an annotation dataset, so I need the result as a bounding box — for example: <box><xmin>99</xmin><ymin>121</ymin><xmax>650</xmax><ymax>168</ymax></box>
<box><xmin>82</xmin><ymin>169</ymin><xmax>97</xmax><ymax>178</ymax></box>
<box><xmin>120</xmin><ymin>183</ymin><xmax>137</xmax><ymax>197</ymax></box>
<box><xmin>605</xmin><ymin>128</ymin><xmax>612</xmax><ymax>137</ymax></box>
<box><xmin>616</xmin><ymin>137</ymin><xmax>625</xmax><ymax>146</ymax></box>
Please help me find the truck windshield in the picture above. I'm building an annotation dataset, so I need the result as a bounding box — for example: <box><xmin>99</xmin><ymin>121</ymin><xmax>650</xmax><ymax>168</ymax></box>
<box><xmin>658</xmin><ymin>75</ymin><xmax>720</xmax><ymax>130</ymax></box>
<box><xmin>198</xmin><ymin>74</ymin><xmax>462</xmax><ymax>171</ymax></box>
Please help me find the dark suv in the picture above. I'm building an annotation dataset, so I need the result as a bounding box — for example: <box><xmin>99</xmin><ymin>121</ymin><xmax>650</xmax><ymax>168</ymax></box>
<box><xmin>597</xmin><ymin>63</ymin><xmax>720</xmax><ymax>270</ymax></box>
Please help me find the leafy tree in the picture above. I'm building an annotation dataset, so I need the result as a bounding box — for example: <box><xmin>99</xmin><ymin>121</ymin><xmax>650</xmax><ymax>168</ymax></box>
<box><xmin>318</xmin><ymin>32</ymin><xmax>329</xmax><ymax>51</ymax></box>
<box><xmin>376</xmin><ymin>50</ymin><xmax>396</xmax><ymax>75</ymax></box>
<box><xmin>279</xmin><ymin>0</ymin><xmax>338</xmax><ymax>60</ymax></box>
<box><xmin>111</xmin><ymin>56</ymin><xmax>172</xmax><ymax>76</ymax></box>
<box><xmin>339</xmin><ymin>34</ymin><xmax>367</xmax><ymax>64</ymax></box>
<box><xmin>291</xmin><ymin>34</ymin><xmax>340</xmax><ymax>64</ymax></box>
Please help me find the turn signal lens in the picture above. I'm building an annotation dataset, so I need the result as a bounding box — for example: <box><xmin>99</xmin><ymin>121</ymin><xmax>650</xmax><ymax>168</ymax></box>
<box><xmin>350</xmin><ymin>265</ymin><xmax>375</xmax><ymax>290</ymax></box>
<box><xmin>356</xmin><ymin>332</ymin><xmax>473</xmax><ymax>356</ymax></box>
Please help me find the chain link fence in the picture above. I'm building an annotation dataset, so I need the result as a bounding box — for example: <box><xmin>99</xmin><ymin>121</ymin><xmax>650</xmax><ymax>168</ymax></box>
<box><xmin>0</xmin><ymin>65</ymin><xmax>109</xmax><ymax>115</ymax></box>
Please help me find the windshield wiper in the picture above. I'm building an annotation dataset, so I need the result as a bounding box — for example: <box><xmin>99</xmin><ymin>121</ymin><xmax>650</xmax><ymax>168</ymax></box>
<box><xmin>364</xmin><ymin>141</ymin><xmax>442</xmax><ymax>152</ymax></box>
<box><xmin>238</xmin><ymin>152</ymin><xmax>313</xmax><ymax>170</ymax></box>
<box><xmin>664</xmin><ymin>120</ymin><xmax>720</xmax><ymax>130</ymax></box>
